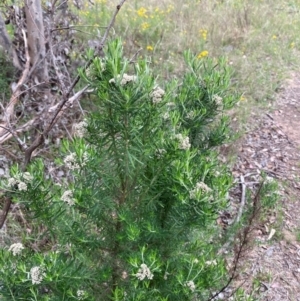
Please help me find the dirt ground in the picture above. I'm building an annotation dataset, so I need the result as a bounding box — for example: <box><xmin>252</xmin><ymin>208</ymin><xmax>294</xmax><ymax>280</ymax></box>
<box><xmin>229</xmin><ymin>73</ymin><xmax>300</xmax><ymax>301</ymax></box>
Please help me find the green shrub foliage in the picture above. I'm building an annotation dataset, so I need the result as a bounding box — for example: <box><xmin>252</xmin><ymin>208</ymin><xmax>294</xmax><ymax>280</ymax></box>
<box><xmin>0</xmin><ymin>51</ymin><xmax>16</xmax><ymax>99</ymax></box>
<box><xmin>0</xmin><ymin>39</ymin><xmax>239</xmax><ymax>301</ymax></box>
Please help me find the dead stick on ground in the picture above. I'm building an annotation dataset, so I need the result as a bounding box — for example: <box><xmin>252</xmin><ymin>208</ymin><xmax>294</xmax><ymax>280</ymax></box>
<box><xmin>236</xmin><ymin>175</ymin><xmax>246</xmax><ymax>223</ymax></box>
<box><xmin>218</xmin><ymin>174</ymin><xmax>247</xmax><ymax>254</ymax></box>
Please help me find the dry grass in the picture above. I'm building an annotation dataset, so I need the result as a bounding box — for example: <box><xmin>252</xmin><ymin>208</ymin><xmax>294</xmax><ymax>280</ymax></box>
<box><xmin>77</xmin><ymin>0</ymin><xmax>300</xmax><ymax>107</ymax></box>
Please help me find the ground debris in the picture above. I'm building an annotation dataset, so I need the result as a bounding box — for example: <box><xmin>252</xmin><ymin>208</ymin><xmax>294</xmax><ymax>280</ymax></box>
<box><xmin>229</xmin><ymin>73</ymin><xmax>300</xmax><ymax>300</ymax></box>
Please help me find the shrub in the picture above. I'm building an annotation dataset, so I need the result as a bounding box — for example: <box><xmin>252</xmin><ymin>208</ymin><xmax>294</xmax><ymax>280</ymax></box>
<box><xmin>0</xmin><ymin>39</ymin><xmax>239</xmax><ymax>301</ymax></box>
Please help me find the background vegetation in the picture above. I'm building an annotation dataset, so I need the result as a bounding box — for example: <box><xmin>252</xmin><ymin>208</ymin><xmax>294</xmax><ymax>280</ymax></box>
<box><xmin>75</xmin><ymin>0</ymin><xmax>300</xmax><ymax>110</ymax></box>
<box><xmin>0</xmin><ymin>0</ymin><xmax>298</xmax><ymax>300</ymax></box>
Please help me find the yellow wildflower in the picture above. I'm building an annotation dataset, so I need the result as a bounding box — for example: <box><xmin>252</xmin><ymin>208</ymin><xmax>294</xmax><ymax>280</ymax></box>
<box><xmin>197</xmin><ymin>50</ymin><xmax>209</xmax><ymax>59</ymax></box>
<box><xmin>240</xmin><ymin>96</ymin><xmax>247</xmax><ymax>101</ymax></box>
<box><xmin>199</xmin><ymin>29</ymin><xmax>208</xmax><ymax>41</ymax></box>
<box><xmin>290</xmin><ymin>42</ymin><xmax>295</xmax><ymax>48</ymax></box>
<box><xmin>272</xmin><ymin>35</ymin><xmax>277</xmax><ymax>40</ymax></box>
<box><xmin>166</xmin><ymin>5</ymin><xmax>174</xmax><ymax>13</ymax></box>
<box><xmin>146</xmin><ymin>45</ymin><xmax>154</xmax><ymax>51</ymax></box>
<box><xmin>137</xmin><ymin>7</ymin><xmax>148</xmax><ymax>18</ymax></box>
<box><xmin>141</xmin><ymin>22</ymin><xmax>150</xmax><ymax>30</ymax></box>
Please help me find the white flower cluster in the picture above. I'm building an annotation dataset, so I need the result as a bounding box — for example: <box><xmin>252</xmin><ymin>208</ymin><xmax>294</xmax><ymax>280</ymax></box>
<box><xmin>212</xmin><ymin>94</ymin><xmax>223</xmax><ymax>106</ymax></box>
<box><xmin>186</xmin><ymin>111</ymin><xmax>195</xmax><ymax>120</ymax></box>
<box><xmin>185</xmin><ymin>280</ymin><xmax>196</xmax><ymax>292</ymax></box>
<box><xmin>189</xmin><ymin>181</ymin><xmax>212</xmax><ymax>199</ymax></box>
<box><xmin>7</xmin><ymin>172</ymin><xmax>33</xmax><ymax>192</ymax></box>
<box><xmin>64</xmin><ymin>153</ymin><xmax>79</xmax><ymax>170</ymax></box>
<box><xmin>150</xmin><ymin>87</ymin><xmax>165</xmax><ymax>104</ymax></box>
<box><xmin>73</xmin><ymin>120</ymin><xmax>88</xmax><ymax>138</ymax></box>
<box><xmin>175</xmin><ymin>133</ymin><xmax>191</xmax><ymax>150</ymax></box>
<box><xmin>8</xmin><ymin>242</ymin><xmax>24</xmax><ymax>256</ymax></box>
<box><xmin>135</xmin><ymin>263</ymin><xmax>154</xmax><ymax>281</ymax></box>
<box><xmin>162</xmin><ymin>112</ymin><xmax>170</xmax><ymax>120</ymax></box>
<box><xmin>77</xmin><ymin>290</ymin><xmax>85</xmax><ymax>300</ymax></box>
<box><xmin>64</xmin><ymin>152</ymin><xmax>88</xmax><ymax>171</ymax></box>
<box><xmin>109</xmin><ymin>73</ymin><xmax>137</xmax><ymax>86</ymax></box>
<box><xmin>206</xmin><ymin>259</ymin><xmax>217</xmax><ymax>266</ymax></box>
<box><xmin>23</xmin><ymin>172</ymin><xmax>33</xmax><ymax>182</ymax></box>
<box><xmin>166</xmin><ymin>102</ymin><xmax>176</xmax><ymax>108</ymax></box>
<box><xmin>155</xmin><ymin>148</ymin><xmax>166</xmax><ymax>159</ymax></box>
<box><xmin>30</xmin><ymin>266</ymin><xmax>46</xmax><ymax>285</ymax></box>
<box><xmin>61</xmin><ymin>190</ymin><xmax>75</xmax><ymax>206</ymax></box>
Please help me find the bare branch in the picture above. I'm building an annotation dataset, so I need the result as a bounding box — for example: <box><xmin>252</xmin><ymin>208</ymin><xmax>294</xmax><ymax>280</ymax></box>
<box><xmin>40</xmin><ymin>0</ymin><xmax>127</xmax><ymax>137</ymax></box>
<box><xmin>0</xmin><ymin>0</ymin><xmax>128</xmax><ymax>229</ymax></box>
<box><xmin>207</xmin><ymin>182</ymin><xmax>264</xmax><ymax>301</ymax></box>
<box><xmin>0</xmin><ymin>29</ymin><xmax>30</xmax><ymax>139</ymax></box>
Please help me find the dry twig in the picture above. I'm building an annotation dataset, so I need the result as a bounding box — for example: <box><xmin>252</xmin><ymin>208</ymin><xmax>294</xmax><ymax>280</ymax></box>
<box><xmin>208</xmin><ymin>182</ymin><xmax>264</xmax><ymax>301</ymax></box>
<box><xmin>0</xmin><ymin>0</ymin><xmax>128</xmax><ymax>229</ymax></box>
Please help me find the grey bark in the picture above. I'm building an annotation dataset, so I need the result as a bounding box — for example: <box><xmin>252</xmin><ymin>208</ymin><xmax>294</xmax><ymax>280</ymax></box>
<box><xmin>24</xmin><ymin>0</ymin><xmax>49</xmax><ymax>83</ymax></box>
<box><xmin>0</xmin><ymin>12</ymin><xmax>22</xmax><ymax>69</ymax></box>
<box><xmin>0</xmin><ymin>13</ymin><xmax>11</xmax><ymax>52</ymax></box>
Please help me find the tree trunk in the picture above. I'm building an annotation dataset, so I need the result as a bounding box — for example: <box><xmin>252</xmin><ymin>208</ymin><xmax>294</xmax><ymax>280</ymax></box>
<box><xmin>0</xmin><ymin>12</ymin><xmax>22</xmax><ymax>69</ymax></box>
<box><xmin>24</xmin><ymin>0</ymin><xmax>49</xmax><ymax>84</ymax></box>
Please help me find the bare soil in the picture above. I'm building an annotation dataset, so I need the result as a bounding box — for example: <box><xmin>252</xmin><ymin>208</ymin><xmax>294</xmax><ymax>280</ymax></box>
<box><xmin>230</xmin><ymin>73</ymin><xmax>300</xmax><ymax>301</ymax></box>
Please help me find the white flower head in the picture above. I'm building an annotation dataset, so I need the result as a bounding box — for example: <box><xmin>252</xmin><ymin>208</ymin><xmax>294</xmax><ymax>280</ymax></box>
<box><xmin>186</xmin><ymin>111</ymin><xmax>195</xmax><ymax>120</ymax></box>
<box><xmin>73</xmin><ymin>120</ymin><xmax>88</xmax><ymax>138</ymax></box>
<box><xmin>77</xmin><ymin>290</ymin><xmax>85</xmax><ymax>300</ymax></box>
<box><xmin>206</xmin><ymin>259</ymin><xmax>217</xmax><ymax>266</ymax></box>
<box><xmin>17</xmin><ymin>181</ymin><xmax>27</xmax><ymax>191</ymax></box>
<box><xmin>7</xmin><ymin>177</ymin><xmax>18</xmax><ymax>187</ymax></box>
<box><xmin>155</xmin><ymin>148</ymin><xmax>166</xmax><ymax>159</ymax></box>
<box><xmin>64</xmin><ymin>153</ymin><xmax>80</xmax><ymax>171</ymax></box>
<box><xmin>135</xmin><ymin>263</ymin><xmax>154</xmax><ymax>281</ymax></box>
<box><xmin>166</xmin><ymin>102</ymin><xmax>176</xmax><ymax>108</ymax></box>
<box><xmin>121</xmin><ymin>73</ymin><xmax>137</xmax><ymax>85</ymax></box>
<box><xmin>61</xmin><ymin>190</ymin><xmax>75</xmax><ymax>206</ymax></box>
<box><xmin>185</xmin><ymin>280</ymin><xmax>196</xmax><ymax>292</ymax></box>
<box><xmin>190</xmin><ymin>181</ymin><xmax>212</xmax><ymax>199</ymax></box>
<box><xmin>175</xmin><ymin>133</ymin><xmax>191</xmax><ymax>150</ymax></box>
<box><xmin>162</xmin><ymin>112</ymin><xmax>170</xmax><ymax>120</ymax></box>
<box><xmin>8</xmin><ymin>243</ymin><xmax>24</xmax><ymax>256</ymax></box>
<box><xmin>30</xmin><ymin>266</ymin><xmax>46</xmax><ymax>285</ymax></box>
<box><xmin>150</xmin><ymin>87</ymin><xmax>165</xmax><ymax>104</ymax></box>
<box><xmin>212</xmin><ymin>94</ymin><xmax>223</xmax><ymax>106</ymax></box>
<box><xmin>163</xmin><ymin>271</ymin><xmax>170</xmax><ymax>280</ymax></box>
<box><xmin>109</xmin><ymin>73</ymin><xmax>137</xmax><ymax>86</ymax></box>
<box><xmin>7</xmin><ymin>175</ymin><xmax>30</xmax><ymax>191</ymax></box>
<box><xmin>23</xmin><ymin>172</ymin><xmax>33</xmax><ymax>182</ymax></box>
<box><xmin>81</xmin><ymin>151</ymin><xmax>89</xmax><ymax>167</ymax></box>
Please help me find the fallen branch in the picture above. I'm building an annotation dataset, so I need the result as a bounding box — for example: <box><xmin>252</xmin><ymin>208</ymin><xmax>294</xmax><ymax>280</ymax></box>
<box><xmin>0</xmin><ymin>86</ymin><xmax>89</xmax><ymax>145</ymax></box>
<box><xmin>236</xmin><ymin>175</ymin><xmax>246</xmax><ymax>223</ymax></box>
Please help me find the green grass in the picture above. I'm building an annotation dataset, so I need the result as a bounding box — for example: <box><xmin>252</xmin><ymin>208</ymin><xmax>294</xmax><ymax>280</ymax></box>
<box><xmin>74</xmin><ymin>0</ymin><xmax>300</xmax><ymax>107</ymax></box>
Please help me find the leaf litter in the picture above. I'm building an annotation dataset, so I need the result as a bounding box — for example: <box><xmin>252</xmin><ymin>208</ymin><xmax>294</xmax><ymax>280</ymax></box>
<box><xmin>227</xmin><ymin>73</ymin><xmax>300</xmax><ymax>301</ymax></box>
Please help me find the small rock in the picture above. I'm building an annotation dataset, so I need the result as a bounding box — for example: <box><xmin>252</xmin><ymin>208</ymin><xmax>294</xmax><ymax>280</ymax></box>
<box><xmin>57</xmin><ymin>171</ymin><xmax>65</xmax><ymax>177</ymax></box>
<box><xmin>0</xmin><ymin>168</ymin><xmax>5</xmax><ymax>176</ymax></box>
